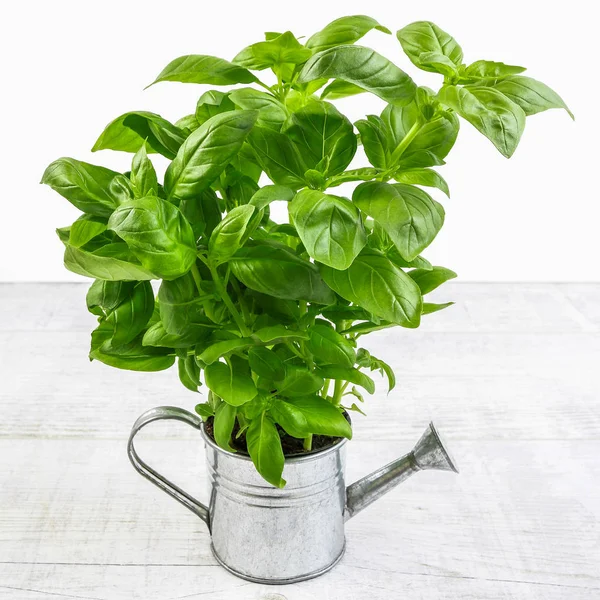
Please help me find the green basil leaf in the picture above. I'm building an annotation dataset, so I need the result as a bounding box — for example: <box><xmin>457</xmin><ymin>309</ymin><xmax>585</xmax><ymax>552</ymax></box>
<box><xmin>149</xmin><ymin>55</ymin><xmax>258</xmax><ymax>86</ymax></box>
<box><xmin>386</xmin><ymin>248</ymin><xmax>433</xmax><ymax>271</ymax></box>
<box><xmin>355</xmin><ymin>115</ymin><xmax>391</xmax><ymax>169</ymax></box>
<box><xmin>307</xmin><ymin>323</ymin><xmax>355</xmax><ymax>368</ymax></box>
<box><xmin>86</xmin><ymin>280</ymin><xmax>136</xmax><ymax>317</ymax></box>
<box><xmin>381</xmin><ymin>102</ymin><xmax>459</xmax><ymax>169</ymax></box>
<box><xmin>69</xmin><ymin>215</ymin><xmax>107</xmax><ymax>248</ymax></box>
<box><xmin>233</xmin><ymin>31</ymin><xmax>312</xmax><ymax>70</ymax></box>
<box><xmin>158</xmin><ymin>272</ymin><xmax>214</xmax><ymax>335</ymax></box>
<box><xmin>179</xmin><ymin>189</ymin><xmax>222</xmax><ymax>241</ymax></box>
<box><xmin>275</xmin><ymin>365</ymin><xmax>324</xmax><ymax>398</ymax></box>
<box><xmin>63</xmin><ymin>242</ymin><xmax>155</xmax><ymax>281</ymax></box>
<box><xmin>394</xmin><ymin>168</ymin><xmax>450</xmax><ymax>197</ymax></box>
<box><xmin>326</xmin><ymin>167</ymin><xmax>379</xmax><ymax>188</ymax></box>
<box><xmin>246</xmin><ymin>125</ymin><xmax>307</xmax><ymax>188</ymax></box>
<box><xmin>41</xmin><ymin>158</ymin><xmax>133</xmax><ymax>217</ymax></box>
<box><xmin>340</xmin><ymin>321</ymin><xmax>394</xmax><ymax>336</ymax></box>
<box><xmin>252</xmin><ymin>325</ymin><xmax>308</xmax><ymax>343</ymax></box>
<box><xmin>230</xmin><ymin>244</ymin><xmax>336</xmax><ymax>305</ymax></box>
<box><xmin>320</xmin><ymin>249</ymin><xmax>422</xmax><ymax>328</ymax></box>
<box><xmin>195</xmin><ymin>90</ymin><xmax>236</xmax><ymax>125</ymax></box>
<box><xmin>194</xmin><ymin>402</ymin><xmax>214</xmax><ymax>418</ymax></box>
<box><xmin>488</xmin><ymin>76</ymin><xmax>574</xmax><ymax>119</ymax></box>
<box><xmin>422</xmin><ymin>301</ymin><xmax>454</xmax><ymax>314</ymax></box>
<box><xmin>269</xmin><ymin>399</ymin><xmax>310</xmax><ymax>438</ymax></box>
<box><xmin>176</xmin><ymin>114</ymin><xmax>201</xmax><ymax>132</ymax></box>
<box><xmin>246</xmin><ymin>413</ymin><xmax>286</xmax><ymax>488</ymax></box>
<box><xmin>437</xmin><ymin>85</ymin><xmax>526</xmax><ymax>158</ymax></box>
<box><xmin>142</xmin><ymin>321</ymin><xmax>210</xmax><ymax>348</ymax></box>
<box><xmin>463</xmin><ymin>60</ymin><xmax>526</xmax><ymax>80</ymax></box>
<box><xmin>130</xmin><ymin>143</ymin><xmax>158</xmax><ymax>198</ymax></box>
<box><xmin>396</xmin><ymin>21</ymin><xmax>463</xmax><ymax>73</ymax></box>
<box><xmin>306</xmin><ymin>15</ymin><xmax>391</xmax><ymax>53</ymax></box>
<box><xmin>205</xmin><ymin>361</ymin><xmax>257</xmax><ymax>406</ymax></box>
<box><xmin>199</xmin><ymin>337</ymin><xmax>256</xmax><ymax>365</ymax></box>
<box><xmin>91</xmin><ymin>111</ymin><xmax>187</xmax><ymax>159</ymax></box>
<box><xmin>298</xmin><ymin>45</ymin><xmax>416</xmax><ymax>107</ymax></box>
<box><xmin>315</xmin><ymin>366</ymin><xmax>375</xmax><ymax>394</ymax></box>
<box><xmin>248</xmin><ymin>346</ymin><xmax>286</xmax><ymax>380</ymax></box>
<box><xmin>283</xmin><ymin>100</ymin><xmax>357</xmax><ymax>177</ymax></box>
<box><xmin>408</xmin><ymin>266</ymin><xmax>457</xmax><ymax>294</ymax></box>
<box><xmin>90</xmin><ymin>329</ymin><xmax>174</xmax><ymax>372</ymax></box>
<box><xmin>283</xmin><ymin>396</ymin><xmax>352</xmax><ymax>438</ymax></box>
<box><xmin>290</xmin><ymin>189</ymin><xmax>366</xmax><ymax>270</ymax></box>
<box><xmin>230</xmin><ymin>88</ymin><xmax>288</xmax><ymax>131</ymax></box>
<box><xmin>321</xmin><ymin>80</ymin><xmax>366</xmax><ymax>100</ymax></box>
<box><xmin>249</xmin><ymin>185</ymin><xmax>295</xmax><ymax>210</ymax></box>
<box><xmin>417</xmin><ymin>52</ymin><xmax>460</xmax><ymax>77</ymax></box>
<box><xmin>353</xmin><ymin>182</ymin><xmax>445</xmax><ymax>261</ymax></box>
<box><xmin>214</xmin><ymin>402</ymin><xmax>237</xmax><ymax>452</ymax></box>
<box><xmin>208</xmin><ymin>205</ymin><xmax>256</xmax><ymax>265</ymax></box>
<box><xmin>164</xmin><ymin>110</ymin><xmax>258</xmax><ymax>203</ymax></box>
<box><xmin>104</xmin><ymin>281</ymin><xmax>154</xmax><ymax>346</ymax></box>
<box><xmin>108</xmin><ymin>196</ymin><xmax>197</xmax><ymax>280</ymax></box>
<box><xmin>178</xmin><ymin>355</ymin><xmax>201</xmax><ymax>392</ymax></box>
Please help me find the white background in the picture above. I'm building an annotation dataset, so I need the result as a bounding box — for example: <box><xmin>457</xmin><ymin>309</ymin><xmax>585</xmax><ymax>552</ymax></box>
<box><xmin>1</xmin><ymin>0</ymin><xmax>598</xmax><ymax>282</ymax></box>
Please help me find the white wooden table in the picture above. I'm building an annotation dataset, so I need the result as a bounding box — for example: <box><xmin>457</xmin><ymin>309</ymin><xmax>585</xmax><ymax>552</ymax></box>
<box><xmin>1</xmin><ymin>283</ymin><xmax>599</xmax><ymax>599</ymax></box>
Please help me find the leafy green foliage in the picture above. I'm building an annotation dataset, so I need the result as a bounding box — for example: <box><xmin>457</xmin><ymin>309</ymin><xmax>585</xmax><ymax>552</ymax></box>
<box><xmin>298</xmin><ymin>45</ymin><xmax>416</xmax><ymax>106</ymax></box>
<box><xmin>42</xmin><ymin>16</ymin><xmax>570</xmax><ymax>487</ymax></box>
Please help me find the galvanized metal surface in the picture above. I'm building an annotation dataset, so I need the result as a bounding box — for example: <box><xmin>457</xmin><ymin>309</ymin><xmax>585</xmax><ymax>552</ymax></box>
<box><xmin>128</xmin><ymin>406</ymin><xmax>458</xmax><ymax>584</ymax></box>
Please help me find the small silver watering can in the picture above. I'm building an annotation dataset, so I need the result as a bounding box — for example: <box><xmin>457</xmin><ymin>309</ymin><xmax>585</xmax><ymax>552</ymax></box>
<box><xmin>128</xmin><ymin>406</ymin><xmax>458</xmax><ymax>584</ymax></box>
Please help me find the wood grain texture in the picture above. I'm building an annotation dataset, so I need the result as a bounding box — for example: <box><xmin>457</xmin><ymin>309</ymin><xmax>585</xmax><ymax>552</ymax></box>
<box><xmin>1</xmin><ymin>283</ymin><xmax>599</xmax><ymax>599</ymax></box>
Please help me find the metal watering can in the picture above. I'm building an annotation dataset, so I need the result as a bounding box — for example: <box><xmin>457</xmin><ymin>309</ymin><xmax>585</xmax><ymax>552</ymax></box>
<box><xmin>128</xmin><ymin>406</ymin><xmax>458</xmax><ymax>584</ymax></box>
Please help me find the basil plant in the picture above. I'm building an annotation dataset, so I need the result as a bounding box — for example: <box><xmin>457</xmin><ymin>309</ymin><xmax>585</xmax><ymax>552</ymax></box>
<box><xmin>42</xmin><ymin>17</ymin><xmax>571</xmax><ymax>487</ymax></box>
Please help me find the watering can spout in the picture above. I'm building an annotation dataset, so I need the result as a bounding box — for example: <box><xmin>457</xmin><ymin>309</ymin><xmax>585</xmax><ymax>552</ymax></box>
<box><xmin>344</xmin><ymin>422</ymin><xmax>458</xmax><ymax>521</ymax></box>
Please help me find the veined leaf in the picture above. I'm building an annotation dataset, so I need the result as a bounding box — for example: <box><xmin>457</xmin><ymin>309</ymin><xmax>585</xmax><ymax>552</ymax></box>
<box><xmin>63</xmin><ymin>242</ymin><xmax>156</xmax><ymax>281</ymax></box>
<box><xmin>315</xmin><ymin>365</ymin><xmax>375</xmax><ymax>394</ymax></box>
<box><xmin>353</xmin><ymin>181</ymin><xmax>444</xmax><ymax>261</ymax></box>
<box><xmin>108</xmin><ymin>196</ymin><xmax>197</xmax><ymax>280</ymax></box>
<box><xmin>393</xmin><ymin>168</ymin><xmax>450</xmax><ymax>197</ymax></box>
<box><xmin>233</xmin><ymin>31</ymin><xmax>312</xmax><ymax>70</ymax></box>
<box><xmin>284</xmin><ymin>100</ymin><xmax>357</xmax><ymax>177</ymax></box>
<box><xmin>204</xmin><ymin>361</ymin><xmax>257</xmax><ymax>406</ymax></box>
<box><xmin>130</xmin><ymin>143</ymin><xmax>158</xmax><ymax>198</ymax></box>
<box><xmin>246</xmin><ymin>413</ymin><xmax>285</xmax><ymax>487</ymax></box>
<box><xmin>41</xmin><ymin>158</ymin><xmax>132</xmax><ymax>217</ymax></box>
<box><xmin>208</xmin><ymin>205</ymin><xmax>256</xmax><ymax>265</ymax></box>
<box><xmin>397</xmin><ymin>21</ymin><xmax>463</xmax><ymax>73</ymax></box>
<box><xmin>149</xmin><ymin>55</ymin><xmax>258</xmax><ymax>86</ymax></box>
<box><xmin>92</xmin><ymin>111</ymin><xmax>186</xmax><ymax>159</ymax></box>
<box><xmin>164</xmin><ymin>110</ymin><xmax>258</xmax><ymax>203</ymax></box>
<box><xmin>408</xmin><ymin>266</ymin><xmax>457</xmax><ymax>294</ymax></box>
<box><xmin>230</xmin><ymin>244</ymin><xmax>336</xmax><ymax>305</ymax></box>
<box><xmin>306</xmin><ymin>15</ymin><xmax>391</xmax><ymax>53</ymax></box>
<box><xmin>307</xmin><ymin>323</ymin><xmax>356</xmax><ymax>368</ymax></box>
<box><xmin>437</xmin><ymin>85</ymin><xmax>526</xmax><ymax>158</ymax></box>
<box><xmin>298</xmin><ymin>45</ymin><xmax>416</xmax><ymax>107</ymax></box>
<box><xmin>276</xmin><ymin>396</ymin><xmax>352</xmax><ymax>438</ymax></box>
<box><xmin>488</xmin><ymin>76</ymin><xmax>574</xmax><ymax>119</ymax></box>
<box><xmin>320</xmin><ymin>249</ymin><xmax>422</xmax><ymax>328</ymax></box>
<box><xmin>229</xmin><ymin>88</ymin><xmax>288</xmax><ymax>130</ymax></box>
<box><xmin>289</xmin><ymin>189</ymin><xmax>366</xmax><ymax>270</ymax></box>
<box><xmin>213</xmin><ymin>402</ymin><xmax>237</xmax><ymax>452</ymax></box>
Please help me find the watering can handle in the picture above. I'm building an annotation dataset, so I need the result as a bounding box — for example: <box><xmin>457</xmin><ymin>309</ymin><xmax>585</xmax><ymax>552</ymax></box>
<box><xmin>127</xmin><ymin>406</ymin><xmax>210</xmax><ymax>528</ymax></box>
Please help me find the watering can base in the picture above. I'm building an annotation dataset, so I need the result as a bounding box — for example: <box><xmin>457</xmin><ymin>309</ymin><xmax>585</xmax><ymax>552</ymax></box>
<box><xmin>210</xmin><ymin>542</ymin><xmax>347</xmax><ymax>584</ymax></box>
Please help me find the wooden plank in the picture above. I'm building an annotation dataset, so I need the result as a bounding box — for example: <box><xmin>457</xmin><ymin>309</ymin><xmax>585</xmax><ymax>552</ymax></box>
<box><xmin>1</xmin><ymin>562</ymin><xmax>598</xmax><ymax>600</ymax></box>
<box><xmin>1</xmin><ymin>439</ymin><xmax>598</xmax><ymax>592</ymax></box>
